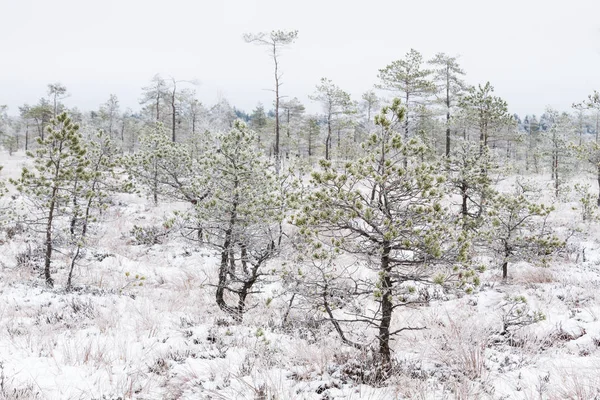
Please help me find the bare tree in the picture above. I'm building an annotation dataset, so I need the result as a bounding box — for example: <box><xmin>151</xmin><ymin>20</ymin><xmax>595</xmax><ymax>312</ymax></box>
<box><xmin>244</xmin><ymin>30</ymin><xmax>298</xmax><ymax>169</ymax></box>
<box><xmin>47</xmin><ymin>83</ymin><xmax>69</xmax><ymax>118</ymax></box>
<box><xmin>166</xmin><ymin>78</ymin><xmax>198</xmax><ymax>142</ymax></box>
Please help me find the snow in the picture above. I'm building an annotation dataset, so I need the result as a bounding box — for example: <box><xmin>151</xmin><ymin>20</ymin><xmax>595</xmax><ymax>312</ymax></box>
<box><xmin>2</xmin><ymin>150</ymin><xmax>600</xmax><ymax>399</ymax></box>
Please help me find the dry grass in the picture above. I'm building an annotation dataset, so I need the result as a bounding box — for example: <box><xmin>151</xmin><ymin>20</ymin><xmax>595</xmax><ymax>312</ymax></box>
<box><xmin>549</xmin><ymin>368</ymin><xmax>600</xmax><ymax>400</ymax></box>
<box><xmin>513</xmin><ymin>266</ymin><xmax>556</xmax><ymax>285</ymax></box>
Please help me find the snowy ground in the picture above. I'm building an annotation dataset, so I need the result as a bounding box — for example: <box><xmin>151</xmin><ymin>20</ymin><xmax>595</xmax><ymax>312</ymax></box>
<box><xmin>1</xmin><ymin>151</ymin><xmax>600</xmax><ymax>399</ymax></box>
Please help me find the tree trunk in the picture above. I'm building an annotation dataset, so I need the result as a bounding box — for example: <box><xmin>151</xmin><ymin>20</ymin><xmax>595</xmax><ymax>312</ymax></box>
<box><xmin>66</xmin><ymin>245</ymin><xmax>81</xmax><ymax>291</ymax></box>
<box><xmin>445</xmin><ymin>69</ymin><xmax>451</xmax><ymax>157</ymax></box>
<box><xmin>171</xmin><ymin>82</ymin><xmax>177</xmax><ymax>143</ymax></box>
<box><xmin>216</xmin><ymin>245</ymin><xmax>231</xmax><ymax>313</ymax></box>
<box><xmin>325</xmin><ymin>118</ymin><xmax>332</xmax><ymax>160</ymax></box>
<box><xmin>234</xmin><ymin>260</ymin><xmax>259</xmax><ymax>322</ymax></box>
<box><xmin>479</xmin><ymin>120</ymin><xmax>487</xmax><ymax>156</ymax></box>
<box><xmin>121</xmin><ymin>119</ymin><xmax>125</xmax><ymax>143</ymax></box>
<box><xmin>461</xmin><ymin>182</ymin><xmax>468</xmax><ymax>219</ymax></box>
<box><xmin>404</xmin><ymin>92</ymin><xmax>410</xmax><ymax>140</ymax></box>
<box><xmin>44</xmin><ymin>192</ymin><xmax>57</xmax><ymax>288</ymax></box>
<box><xmin>39</xmin><ymin>119</ymin><xmax>45</xmax><ymax>141</ymax></box>
<box><xmin>152</xmin><ymin>165</ymin><xmax>159</xmax><ymax>206</ymax></box>
<box><xmin>445</xmin><ymin>115</ymin><xmax>451</xmax><ymax>157</ymax></box>
<box><xmin>70</xmin><ymin>177</ymin><xmax>80</xmax><ymax>236</ymax></box>
<box><xmin>282</xmin><ymin>293</ymin><xmax>295</xmax><ymax>326</ymax></box>
<box><xmin>25</xmin><ymin>122</ymin><xmax>29</xmax><ymax>151</ymax></box>
<box><xmin>554</xmin><ymin>152</ymin><xmax>559</xmax><ymax>198</ymax></box>
<box><xmin>597</xmin><ymin>164</ymin><xmax>600</xmax><ymax>207</ymax></box>
<box><xmin>273</xmin><ymin>44</ymin><xmax>281</xmax><ymax>171</ymax></box>
<box><xmin>378</xmin><ymin>241</ymin><xmax>394</xmax><ymax>370</ymax></box>
<box><xmin>502</xmin><ymin>242</ymin><xmax>510</xmax><ymax>280</ymax></box>
<box><xmin>216</xmin><ymin>180</ymin><xmax>239</xmax><ymax>316</ymax></box>
<box><xmin>155</xmin><ymin>95</ymin><xmax>160</xmax><ymax>122</ymax></box>
<box><xmin>191</xmin><ymin>112</ymin><xmax>196</xmax><ymax>136</ymax></box>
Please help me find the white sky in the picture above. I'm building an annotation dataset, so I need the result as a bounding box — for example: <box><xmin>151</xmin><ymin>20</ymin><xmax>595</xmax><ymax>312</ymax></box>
<box><xmin>1</xmin><ymin>0</ymin><xmax>600</xmax><ymax>117</ymax></box>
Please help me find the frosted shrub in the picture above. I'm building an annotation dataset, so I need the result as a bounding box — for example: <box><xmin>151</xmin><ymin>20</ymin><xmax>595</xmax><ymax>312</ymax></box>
<box><xmin>573</xmin><ymin>183</ymin><xmax>598</xmax><ymax>222</ymax></box>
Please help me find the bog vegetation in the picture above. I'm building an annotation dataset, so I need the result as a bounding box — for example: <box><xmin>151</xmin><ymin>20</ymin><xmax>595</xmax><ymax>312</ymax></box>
<box><xmin>1</xmin><ymin>33</ymin><xmax>600</xmax><ymax>399</ymax></box>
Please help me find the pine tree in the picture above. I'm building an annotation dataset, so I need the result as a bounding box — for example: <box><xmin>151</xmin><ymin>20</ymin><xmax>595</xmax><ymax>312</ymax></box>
<box><xmin>47</xmin><ymin>83</ymin><xmax>68</xmax><ymax>118</ymax></box>
<box><xmin>309</xmin><ymin>78</ymin><xmax>355</xmax><ymax>160</ymax></box>
<box><xmin>459</xmin><ymin>82</ymin><xmax>511</xmax><ymax>155</ymax></box>
<box><xmin>540</xmin><ymin>108</ymin><xmax>575</xmax><ymax>198</ymax></box>
<box><xmin>574</xmin><ymin>140</ymin><xmax>600</xmax><ymax>206</ymax></box>
<box><xmin>180</xmin><ymin>89</ymin><xmax>206</xmax><ymax>139</ymax></box>
<box><xmin>428</xmin><ymin>53</ymin><xmax>466</xmax><ymax>156</ymax></box>
<box><xmin>360</xmin><ymin>90</ymin><xmax>381</xmax><ymax>125</ymax></box>
<box><xmin>486</xmin><ymin>181</ymin><xmax>563</xmax><ymax>280</ymax></box>
<box><xmin>293</xmin><ymin>99</ymin><xmax>473</xmax><ymax>371</ymax></box>
<box><xmin>140</xmin><ymin>74</ymin><xmax>168</xmax><ymax>124</ymax></box>
<box><xmin>250</xmin><ymin>103</ymin><xmax>269</xmax><ymax>148</ymax></box>
<box><xmin>279</xmin><ymin>97</ymin><xmax>306</xmax><ymax>157</ymax></box>
<box><xmin>11</xmin><ymin>113</ymin><xmax>89</xmax><ymax>287</ymax></box>
<box><xmin>446</xmin><ymin>140</ymin><xmax>495</xmax><ymax>228</ymax></box>
<box><xmin>98</xmin><ymin>94</ymin><xmax>121</xmax><ymax>140</ymax></box>
<box><xmin>123</xmin><ymin>123</ymin><xmax>205</xmax><ymax>205</ymax></box>
<box><xmin>377</xmin><ymin>49</ymin><xmax>435</xmax><ymax>140</ymax></box>
<box><xmin>305</xmin><ymin>117</ymin><xmax>320</xmax><ymax>158</ymax></box>
<box><xmin>189</xmin><ymin>120</ymin><xmax>282</xmax><ymax>321</ymax></box>
<box><xmin>27</xmin><ymin>99</ymin><xmax>53</xmax><ymax>141</ymax></box>
<box><xmin>584</xmin><ymin>90</ymin><xmax>600</xmax><ymax>143</ymax></box>
<box><xmin>65</xmin><ymin>130</ymin><xmax>119</xmax><ymax>289</ymax></box>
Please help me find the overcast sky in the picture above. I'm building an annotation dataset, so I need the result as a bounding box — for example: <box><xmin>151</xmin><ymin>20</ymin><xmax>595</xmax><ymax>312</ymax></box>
<box><xmin>2</xmin><ymin>0</ymin><xmax>600</xmax><ymax>117</ymax></box>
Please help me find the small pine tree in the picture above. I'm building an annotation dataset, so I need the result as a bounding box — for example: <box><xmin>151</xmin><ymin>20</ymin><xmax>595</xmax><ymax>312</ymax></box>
<box><xmin>11</xmin><ymin>113</ymin><xmax>89</xmax><ymax>287</ymax></box>
<box><xmin>486</xmin><ymin>181</ymin><xmax>564</xmax><ymax>280</ymax></box>
<box><xmin>123</xmin><ymin>123</ymin><xmax>204</xmax><ymax>205</ymax></box>
<box><xmin>446</xmin><ymin>140</ymin><xmax>495</xmax><ymax>229</ymax></box>
<box><xmin>65</xmin><ymin>130</ymin><xmax>119</xmax><ymax>289</ymax></box>
<box><xmin>187</xmin><ymin>120</ymin><xmax>282</xmax><ymax>321</ymax></box>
